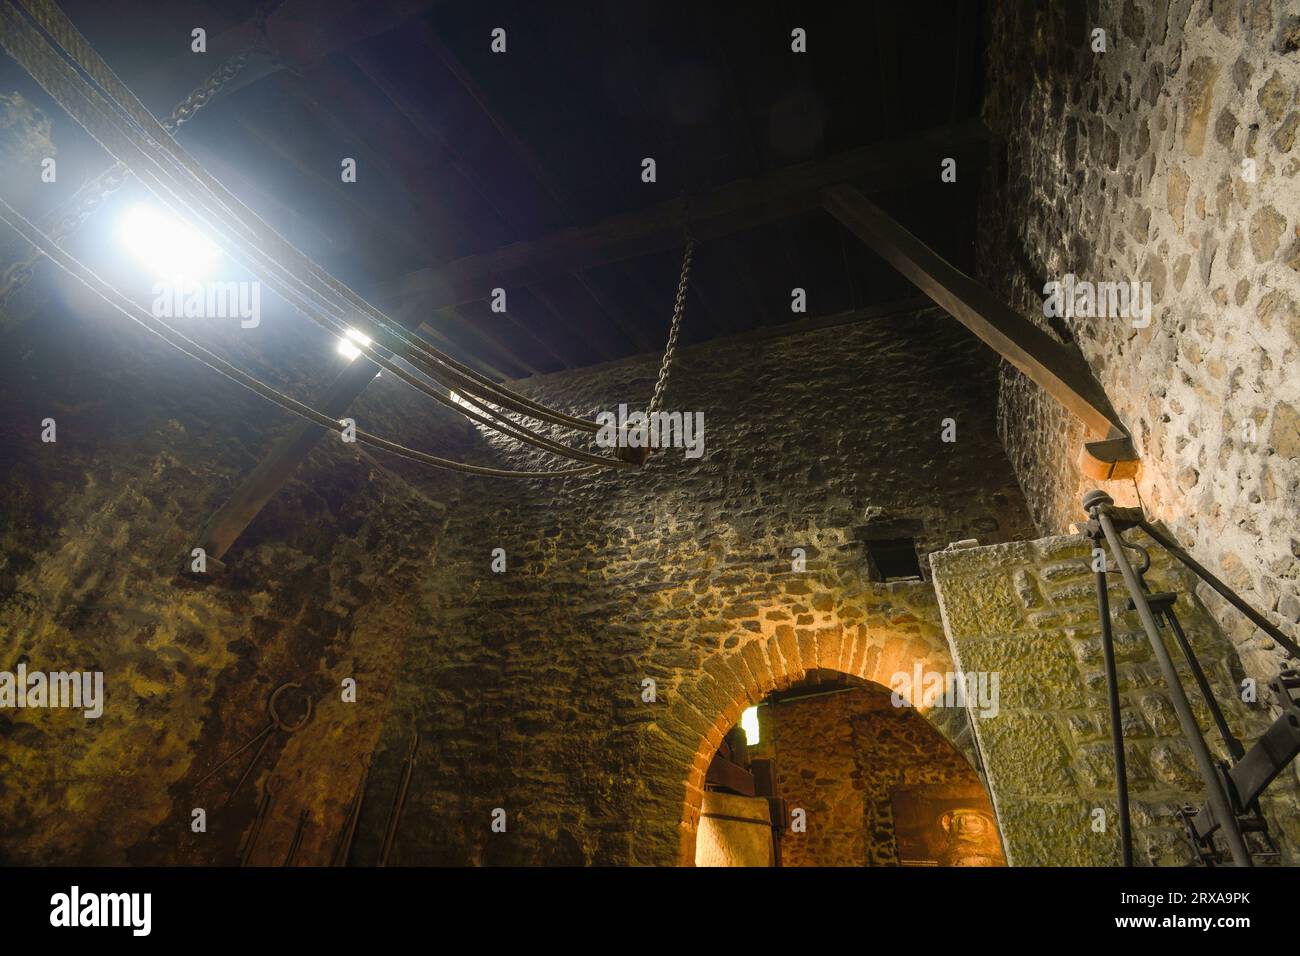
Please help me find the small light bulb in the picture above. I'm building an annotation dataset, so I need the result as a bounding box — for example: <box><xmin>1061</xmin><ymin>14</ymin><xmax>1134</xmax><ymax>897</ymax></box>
<box><xmin>337</xmin><ymin>328</ymin><xmax>371</xmax><ymax>361</ymax></box>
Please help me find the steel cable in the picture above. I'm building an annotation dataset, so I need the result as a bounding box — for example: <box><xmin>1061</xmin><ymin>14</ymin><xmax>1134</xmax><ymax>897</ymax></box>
<box><xmin>0</xmin><ymin>189</ymin><xmax>607</xmax><ymax>479</ymax></box>
<box><xmin>0</xmin><ymin>1</ymin><xmax>626</xmax><ymax>469</ymax></box>
<box><xmin>11</xmin><ymin>0</ymin><xmax>603</xmax><ymax>435</ymax></box>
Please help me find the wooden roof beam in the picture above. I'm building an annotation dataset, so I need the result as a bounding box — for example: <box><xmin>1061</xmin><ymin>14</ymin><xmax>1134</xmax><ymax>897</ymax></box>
<box><xmin>372</xmin><ymin>121</ymin><xmax>992</xmax><ymax>311</ymax></box>
<box><xmin>187</xmin><ymin>357</ymin><xmax>381</xmax><ymax>570</ymax></box>
<box><xmin>352</xmin><ymin>37</ymin><xmax>650</xmax><ymax>362</ymax></box>
<box><xmin>132</xmin><ymin>0</ymin><xmax>436</xmax><ymax>115</ymax></box>
<box><xmin>822</xmin><ymin>184</ymin><xmax>1139</xmax><ymax>479</ymax></box>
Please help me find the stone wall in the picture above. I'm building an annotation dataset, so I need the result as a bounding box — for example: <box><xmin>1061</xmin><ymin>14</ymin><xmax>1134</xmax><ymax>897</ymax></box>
<box><xmin>930</xmin><ymin>533</ymin><xmax>1299</xmax><ymax>866</ymax></box>
<box><xmin>1</xmin><ymin>275</ymin><xmax>1035</xmax><ymax>865</ymax></box>
<box><xmin>695</xmin><ymin>791</ymin><xmax>774</xmax><ymax>866</ymax></box>
<box><xmin>761</xmin><ymin>683</ymin><xmax>994</xmax><ymax>867</ymax></box>
<box><xmin>0</xmin><ymin>274</ymin><xmax>468</xmax><ymax>864</ymax></box>
<box><xmin>361</xmin><ymin>306</ymin><xmax>1037</xmax><ymax>866</ymax></box>
<box><xmin>978</xmin><ymin>0</ymin><xmax>1300</xmax><ymax>687</ymax></box>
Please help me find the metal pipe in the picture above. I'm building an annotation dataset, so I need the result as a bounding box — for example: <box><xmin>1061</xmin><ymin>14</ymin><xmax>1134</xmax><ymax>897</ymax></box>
<box><xmin>332</xmin><ymin>754</ymin><xmax>372</xmax><ymax>867</ymax></box>
<box><xmin>239</xmin><ymin>781</ymin><xmax>273</xmax><ymax>867</ymax></box>
<box><xmin>1094</xmin><ymin>562</ymin><xmax>1133</xmax><ymax>866</ymax></box>
<box><xmin>283</xmin><ymin>808</ymin><xmax>309</xmax><ymax>866</ymax></box>
<box><xmin>1161</xmin><ymin>605</ymin><xmax>1245</xmax><ymax>760</ymax></box>
<box><xmin>378</xmin><ymin>731</ymin><xmax>418</xmax><ymax>867</ymax></box>
<box><xmin>1124</xmin><ymin>549</ymin><xmax>1245</xmax><ymax>761</ymax></box>
<box><xmin>1097</xmin><ymin>509</ymin><xmax>1253</xmax><ymax>866</ymax></box>
<box><xmin>1138</xmin><ymin>520</ymin><xmax>1300</xmax><ymax>660</ymax></box>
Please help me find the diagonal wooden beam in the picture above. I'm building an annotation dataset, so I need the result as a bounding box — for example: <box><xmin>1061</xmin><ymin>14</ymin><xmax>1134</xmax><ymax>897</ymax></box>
<box><xmin>822</xmin><ymin>184</ymin><xmax>1138</xmax><ymax>477</ymax></box>
<box><xmin>187</xmin><ymin>356</ymin><xmax>381</xmax><ymax>570</ymax></box>
<box><xmin>373</xmin><ymin>121</ymin><xmax>991</xmax><ymax>310</ymax></box>
<box><xmin>184</xmin><ymin>127</ymin><xmax>995</xmax><ymax>572</ymax></box>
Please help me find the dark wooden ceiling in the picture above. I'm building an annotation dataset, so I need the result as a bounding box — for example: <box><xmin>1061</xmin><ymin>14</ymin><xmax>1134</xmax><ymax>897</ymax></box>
<box><xmin>4</xmin><ymin>0</ymin><xmax>987</xmax><ymax>379</ymax></box>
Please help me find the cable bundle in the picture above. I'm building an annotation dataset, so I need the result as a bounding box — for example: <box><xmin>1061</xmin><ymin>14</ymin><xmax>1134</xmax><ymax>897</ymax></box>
<box><xmin>0</xmin><ymin>0</ymin><xmax>638</xmax><ymax>478</ymax></box>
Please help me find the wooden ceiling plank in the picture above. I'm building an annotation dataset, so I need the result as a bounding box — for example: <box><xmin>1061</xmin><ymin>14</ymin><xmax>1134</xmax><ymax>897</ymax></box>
<box><xmin>492</xmin><ymin>300</ymin><xmax>576</xmax><ymax>373</ymax></box>
<box><xmin>687</xmin><ymin>242</ymin><xmax>747</xmax><ymax>337</ymax></box>
<box><xmin>374</xmin><ymin>121</ymin><xmax>990</xmax><ymax>309</ymax></box>
<box><xmin>720</xmin><ymin>6</ymin><xmax>821</xmax><ymax>315</ymax></box>
<box><xmin>412</xmin><ymin>29</ymin><xmax>660</xmax><ymax>359</ymax></box>
<box><xmin>412</xmin><ymin>320</ymin><xmax>512</xmax><ymax>382</ymax></box>
<box><xmin>574</xmin><ymin>271</ymin><xmax>659</xmax><ymax>354</ymax></box>
<box><xmin>134</xmin><ymin>0</ymin><xmax>437</xmax><ymax>118</ymax></box>
<box><xmin>345</xmin><ymin>49</ymin><xmax>526</xmax><ymax>244</ymax></box>
<box><xmin>526</xmin><ymin>280</ymin><xmax>621</xmax><ymax>365</ymax></box>
<box><xmin>228</xmin><ymin>106</ymin><xmax>432</xmax><ymax>268</ymax></box>
<box><xmin>721</xmin><ymin>238</ymin><xmax>775</xmax><ymax>328</ymax></box>
<box><xmin>275</xmin><ymin>70</ymin><xmax>465</xmax><ymax>261</ymax></box>
<box><xmin>435</xmin><ymin>306</ymin><xmax>540</xmax><ymax>378</ymax></box>
<box><xmin>417</xmin><ymin>20</ymin><xmax>568</xmax><ymax>215</ymax></box>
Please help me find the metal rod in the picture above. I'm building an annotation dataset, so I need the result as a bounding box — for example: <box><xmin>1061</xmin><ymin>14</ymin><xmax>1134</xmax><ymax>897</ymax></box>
<box><xmin>1094</xmin><ymin>562</ymin><xmax>1133</xmax><ymax>866</ymax></box>
<box><xmin>1098</xmin><ymin>510</ymin><xmax>1253</xmax><ymax>866</ymax></box>
<box><xmin>194</xmin><ymin>725</ymin><xmax>270</xmax><ymax>786</ymax></box>
<box><xmin>239</xmin><ymin>781</ymin><xmax>273</xmax><ymax>867</ymax></box>
<box><xmin>332</xmin><ymin>754</ymin><xmax>372</xmax><ymax>867</ymax></box>
<box><xmin>1125</xmin><ymin>553</ymin><xmax>1245</xmax><ymax>761</ymax></box>
<box><xmin>283</xmin><ymin>808</ymin><xmax>309</xmax><ymax>866</ymax></box>
<box><xmin>1161</xmin><ymin>605</ymin><xmax>1245</xmax><ymax>760</ymax></box>
<box><xmin>378</xmin><ymin>731</ymin><xmax>418</xmax><ymax>867</ymax></box>
<box><xmin>1138</xmin><ymin>520</ymin><xmax>1300</xmax><ymax>660</ymax></box>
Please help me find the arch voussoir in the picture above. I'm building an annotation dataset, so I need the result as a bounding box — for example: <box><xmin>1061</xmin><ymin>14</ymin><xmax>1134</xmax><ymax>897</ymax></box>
<box><xmin>671</xmin><ymin>621</ymin><xmax>975</xmax><ymax>865</ymax></box>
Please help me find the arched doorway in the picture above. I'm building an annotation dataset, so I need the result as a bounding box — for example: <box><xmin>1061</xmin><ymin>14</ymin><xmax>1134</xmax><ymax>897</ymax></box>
<box><xmin>691</xmin><ymin>670</ymin><xmax>1005</xmax><ymax>866</ymax></box>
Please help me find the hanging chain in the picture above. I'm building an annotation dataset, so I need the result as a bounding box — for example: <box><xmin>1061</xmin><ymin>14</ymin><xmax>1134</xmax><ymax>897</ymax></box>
<box><xmin>1</xmin><ymin>46</ymin><xmax>267</xmax><ymax>308</ymax></box>
<box><xmin>164</xmin><ymin>47</ymin><xmax>262</xmax><ymax>134</ymax></box>
<box><xmin>647</xmin><ymin>232</ymin><xmax>694</xmax><ymax>416</ymax></box>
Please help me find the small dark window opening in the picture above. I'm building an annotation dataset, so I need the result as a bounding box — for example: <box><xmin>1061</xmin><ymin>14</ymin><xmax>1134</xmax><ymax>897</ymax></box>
<box><xmin>864</xmin><ymin>537</ymin><xmax>922</xmax><ymax>582</ymax></box>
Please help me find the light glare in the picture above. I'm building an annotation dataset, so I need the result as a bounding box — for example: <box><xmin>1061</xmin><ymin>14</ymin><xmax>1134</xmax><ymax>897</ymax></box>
<box><xmin>337</xmin><ymin>328</ymin><xmax>371</xmax><ymax>361</ymax></box>
<box><xmin>118</xmin><ymin>205</ymin><xmax>221</xmax><ymax>280</ymax></box>
<box><xmin>740</xmin><ymin>706</ymin><xmax>760</xmax><ymax>746</ymax></box>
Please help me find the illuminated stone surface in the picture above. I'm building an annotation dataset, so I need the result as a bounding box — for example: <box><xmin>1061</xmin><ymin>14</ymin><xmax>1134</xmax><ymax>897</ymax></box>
<box><xmin>931</xmin><ymin>534</ymin><xmax>1300</xmax><ymax>866</ymax></box>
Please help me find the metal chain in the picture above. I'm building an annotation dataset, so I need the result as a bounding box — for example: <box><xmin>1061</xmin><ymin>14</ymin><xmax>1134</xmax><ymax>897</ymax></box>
<box><xmin>8</xmin><ymin>2</ymin><xmax>604</xmax><ymax>438</ymax></box>
<box><xmin>0</xmin><ymin>47</ymin><xmax>264</xmax><ymax>307</ymax></box>
<box><xmin>647</xmin><ymin>234</ymin><xmax>694</xmax><ymax>415</ymax></box>
<box><xmin>164</xmin><ymin>48</ymin><xmax>261</xmax><ymax>134</ymax></box>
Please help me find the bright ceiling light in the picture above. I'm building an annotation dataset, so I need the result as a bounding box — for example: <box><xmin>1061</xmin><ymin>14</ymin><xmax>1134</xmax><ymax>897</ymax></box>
<box><xmin>337</xmin><ymin>328</ymin><xmax>371</xmax><ymax>361</ymax></box>
<box><xmin>117</xmin><ymin>205</ymin><xmax>221</xmax><ymax>280</ymax></box>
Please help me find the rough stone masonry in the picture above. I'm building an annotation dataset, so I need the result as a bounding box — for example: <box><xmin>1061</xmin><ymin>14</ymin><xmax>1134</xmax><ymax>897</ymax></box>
<box><xmin>3</xmin><ymin>0</ymin><xmax>1297</xmax><ymax>864</ymax></box>
<box><xmin>932</xmin><ymin>534</ymin><xmax>1299</xmax><ymax>866</ymax></box>
<box><xmin>978</xmin><ymin>0</ymin><xmax>1300</xmax><ymax>689</ymax></box>
<box><xmin>354</xmin><ymin>306</ymin><xmax>1036</xmax><ymax>866</ymax></box>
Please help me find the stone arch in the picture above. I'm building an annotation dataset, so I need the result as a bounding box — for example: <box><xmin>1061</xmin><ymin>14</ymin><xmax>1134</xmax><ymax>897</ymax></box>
<box><xmin>641</xmin><ymin>618</ymin><xmax>988</xmax><ymax>866</ymax></box>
